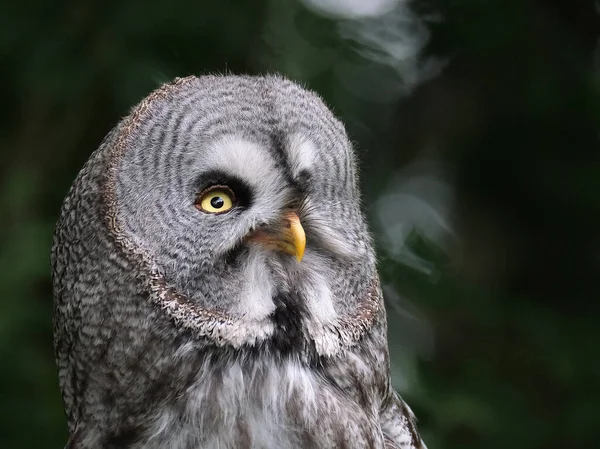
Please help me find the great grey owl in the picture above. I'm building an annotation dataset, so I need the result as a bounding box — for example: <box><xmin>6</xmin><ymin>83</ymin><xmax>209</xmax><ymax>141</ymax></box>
<box><xmin>51</xmin><ymin>75</ymin><xmax>426</xmax><ymax>449</ymax></box>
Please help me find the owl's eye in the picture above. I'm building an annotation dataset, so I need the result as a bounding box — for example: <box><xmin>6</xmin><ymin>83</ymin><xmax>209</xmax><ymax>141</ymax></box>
<box><xmin>196</xmin><ymin>186</ymin><xmax>235</xmax><ymax>214</ymax></box>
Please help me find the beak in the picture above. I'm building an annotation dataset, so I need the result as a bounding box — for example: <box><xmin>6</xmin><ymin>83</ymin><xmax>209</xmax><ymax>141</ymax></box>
<box><xmin>247</xmin><ymin>211</ymin><xmax>306</xmax><ymax>262</ymax></box>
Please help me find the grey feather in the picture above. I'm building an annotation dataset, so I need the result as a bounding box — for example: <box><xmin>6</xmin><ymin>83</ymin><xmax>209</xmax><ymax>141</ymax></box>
<box><xmin>52</xmin><ymin>75</ymin><xmax>426</xmax><ymax>449</ymax></box>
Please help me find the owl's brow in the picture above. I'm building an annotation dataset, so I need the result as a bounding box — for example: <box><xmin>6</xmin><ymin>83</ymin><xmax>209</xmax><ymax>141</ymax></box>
<box><xmin>193</xmin><ymin>169</ymin><xmax>253</xmax><ymax>207</ymax></box>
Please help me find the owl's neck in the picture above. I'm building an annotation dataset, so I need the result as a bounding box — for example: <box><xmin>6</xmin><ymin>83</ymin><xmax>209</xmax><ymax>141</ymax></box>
<box><xmin>148</xmin><ymin>272</ymin><xmax>382</xmax><ymax>358</ymax></box>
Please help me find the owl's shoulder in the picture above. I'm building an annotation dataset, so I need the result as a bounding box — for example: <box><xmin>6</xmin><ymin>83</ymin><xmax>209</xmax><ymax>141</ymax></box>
<box><xmin>380</xmin><ymin>391</ymin><xmax>427</xmax><ymax>449</ymax></box>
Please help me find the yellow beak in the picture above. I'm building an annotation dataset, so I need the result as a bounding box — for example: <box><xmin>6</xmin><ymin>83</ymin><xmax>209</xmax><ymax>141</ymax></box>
<box><xmin>247</xmin><ymin>211</ymin><xmax>306</xmax><ymax>262</ymax></box>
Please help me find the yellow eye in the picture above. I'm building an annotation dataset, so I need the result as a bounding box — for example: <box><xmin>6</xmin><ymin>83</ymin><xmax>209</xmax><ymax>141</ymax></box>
<box><xmin>197</xmin><ymin>187</ymin><xmax>234</xmax><ymax>214</ymax></box>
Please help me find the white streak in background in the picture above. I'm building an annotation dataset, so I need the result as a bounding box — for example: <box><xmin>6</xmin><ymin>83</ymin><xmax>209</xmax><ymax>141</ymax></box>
<box><xmin>301</xmin><ymin>0</ymin><xmax>443</xmax><ymax>98</ymax></box>
<box><xmin>383</xmin><ymin>283</ymin><xmax>434</xmax><ymax>390</ymax></box>
<box><xmin>376</xmin><ymin>159</ymin><xmax>451</xmax><ymax>389</ymax></box>
<box><xmin>376</xmin><ymin>159</ymin><xmax>455</xmax><ymax>274</ymax></box>
<box><xmin>338</xmin><ymin>4</ymin><xmax>435</xmax><ymax>94</ymax></box>
<box><xmin>302</xmin><ymin>0</ymin><xmax>400</xmax><ymax>18</ymax></box>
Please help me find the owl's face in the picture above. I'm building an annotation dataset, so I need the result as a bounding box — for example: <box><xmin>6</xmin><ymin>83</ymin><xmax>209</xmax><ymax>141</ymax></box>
<box><xmin>111</xmin><ymin>76</ymin><xmax>376</xmax><ymax>347</ymax></box>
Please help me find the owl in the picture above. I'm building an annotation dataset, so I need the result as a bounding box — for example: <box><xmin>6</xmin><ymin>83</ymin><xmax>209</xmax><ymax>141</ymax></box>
<box><xmin>51</xmin><ymin>75</ymin><xmax>426</xmax><ymax>449</ymax></box>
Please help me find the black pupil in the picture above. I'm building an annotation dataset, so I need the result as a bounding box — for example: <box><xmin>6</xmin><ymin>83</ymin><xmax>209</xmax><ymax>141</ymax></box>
<box><xmin>210</xmin><ymin>196</ymin><xmax>225</xmax><ymax>209</ymax></box>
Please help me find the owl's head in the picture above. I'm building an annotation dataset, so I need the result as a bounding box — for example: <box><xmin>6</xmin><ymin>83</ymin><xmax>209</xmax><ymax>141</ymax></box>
<box><xmin>54</xmin><ymin>75</ymin><xmax>381</xmax><ymax>357</ymax></box>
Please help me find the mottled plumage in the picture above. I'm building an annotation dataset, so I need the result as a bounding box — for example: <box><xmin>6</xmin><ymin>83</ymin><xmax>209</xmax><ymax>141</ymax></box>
<box><xmin>51</xmin><ymin>75</ymin><xmax>426</xmax><ymax>449</ymax></box>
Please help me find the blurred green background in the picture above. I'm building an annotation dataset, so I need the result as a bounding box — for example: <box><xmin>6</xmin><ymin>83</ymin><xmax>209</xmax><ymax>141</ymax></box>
<box><xmin>1</xmin><ymin>0</ymin><xmax>599</xmax><ymax>448</ymax></box>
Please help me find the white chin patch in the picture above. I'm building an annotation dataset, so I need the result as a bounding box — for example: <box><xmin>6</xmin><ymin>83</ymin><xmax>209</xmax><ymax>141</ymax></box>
<box><xmin>234</xmin><ymin>246</ymin><xmax>337</xmax><ymax>327</ymax></box>
<box><xmin>233</xmin><ymin>248</ymin><xmax>276</xmax><ymax>321</ymax></box>
<box><xmin>296</xmin><ymin>250</ymin><xmax>337</xmax><ymax>324</ymax></box>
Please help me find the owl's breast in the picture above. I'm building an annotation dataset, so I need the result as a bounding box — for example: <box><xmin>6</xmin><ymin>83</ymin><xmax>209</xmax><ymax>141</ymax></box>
<box><xmin>140</xmin><ymin>351</ymin><xmax>387</xmax><ymax>449</ymax></box>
